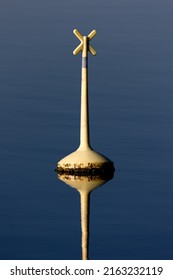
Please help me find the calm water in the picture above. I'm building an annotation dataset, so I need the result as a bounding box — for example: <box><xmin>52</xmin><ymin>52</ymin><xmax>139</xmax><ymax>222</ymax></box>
<box><xmin>0</xmin><ymin>0</ymin><xmax>173</xmax><ymax>259</ymax></box>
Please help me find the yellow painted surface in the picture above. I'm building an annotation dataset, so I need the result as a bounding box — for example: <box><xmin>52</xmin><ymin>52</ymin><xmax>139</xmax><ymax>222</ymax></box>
<box><xmin>58</xmin><ymin>175</ymin><xmax>109</xmax><ymax>260</ymax></box>
<box><xmin>57</xmin><ymin>29</ymin><xmax>114</xmax><ymax>172</ymax></box>
<box><xmin>73</xmin><ymin>29</ymin><xmax>96</xmax><ymax>56</ymax></box>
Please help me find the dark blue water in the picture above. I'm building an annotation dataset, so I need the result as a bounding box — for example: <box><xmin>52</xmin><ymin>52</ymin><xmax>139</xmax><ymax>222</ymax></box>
<box><xmin>0</xmin><ymin>0</ymin><xmax>173</xmax><ymax>259</ymax></box>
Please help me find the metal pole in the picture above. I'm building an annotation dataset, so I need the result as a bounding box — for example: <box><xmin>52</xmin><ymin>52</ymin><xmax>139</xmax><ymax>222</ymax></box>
<box><xmin>79</xmin><ymin>36</ymin><xmax>90</xmax><ymax>150</ymax></box>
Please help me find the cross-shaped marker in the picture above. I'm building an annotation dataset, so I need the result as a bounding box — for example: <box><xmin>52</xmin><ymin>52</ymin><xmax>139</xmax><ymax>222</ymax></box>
<box><xmin>73</xmin><ymin>29</ymin><xmax>96</xmax><ymax>56</ymax></box>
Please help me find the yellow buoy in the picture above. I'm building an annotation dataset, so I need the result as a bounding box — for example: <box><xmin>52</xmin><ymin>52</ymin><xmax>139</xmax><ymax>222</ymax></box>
<box><xmin>57</xmin><ymin>29</ymin><xmax>114</xmax><ymax>175</ymax></box>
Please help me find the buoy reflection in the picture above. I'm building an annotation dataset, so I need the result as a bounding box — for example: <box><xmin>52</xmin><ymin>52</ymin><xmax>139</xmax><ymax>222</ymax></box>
<box><xmin>57</xmin><ymin>172</ymin><xmax>114</xmax><ymax>260</ymax></box>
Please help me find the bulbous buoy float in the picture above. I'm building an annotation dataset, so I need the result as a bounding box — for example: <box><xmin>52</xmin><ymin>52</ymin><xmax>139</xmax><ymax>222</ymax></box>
<box><xmin>57</xmin><ymin>29</ymin><xmax>115</xmax><ymax>176</ymax></box>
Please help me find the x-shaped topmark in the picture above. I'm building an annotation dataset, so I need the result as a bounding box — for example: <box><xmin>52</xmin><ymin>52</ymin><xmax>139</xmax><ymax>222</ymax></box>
<box><xmin>73</xmin><ymin>29</ymin><xmax>96</xmax><ymax>56</ymax></box>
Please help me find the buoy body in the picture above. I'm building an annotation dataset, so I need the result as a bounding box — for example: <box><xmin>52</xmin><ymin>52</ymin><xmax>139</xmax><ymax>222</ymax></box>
<box><xmin>58</xmin><ymin>149</ymin><xmax>113</xmax><ymax>173</ymax></box>
<box><xmin>57</xmin><ymin>29</ymin><xmax>114</xmax><ymax>174</ymax></box>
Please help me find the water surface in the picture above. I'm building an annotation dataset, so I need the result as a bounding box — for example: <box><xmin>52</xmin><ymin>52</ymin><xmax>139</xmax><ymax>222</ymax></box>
<box><xmin>0</xmin><ymin>0</ymin><xmax>173</xmax><ymax>259</ymax></box>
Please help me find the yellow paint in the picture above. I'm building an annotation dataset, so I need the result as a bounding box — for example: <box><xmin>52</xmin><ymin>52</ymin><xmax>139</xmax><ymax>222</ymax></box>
<box><xmin>73</xmin><ymin>30</ymin><xmax>96</xmax><ymax>149</ymax></box>
<box><xmin>73</xmin><ymin>29</ymin><xmax>96</xmax><ymax>56</ymax></box>
<box><xmin>58</xmin><ymin>174</ymin><xmax>111</xmax><ymax>260</ymax></box>
<box><xmin>57</xmin><ymin>29</ymin><xmax>114</xmax><ymax>173</ymax></box>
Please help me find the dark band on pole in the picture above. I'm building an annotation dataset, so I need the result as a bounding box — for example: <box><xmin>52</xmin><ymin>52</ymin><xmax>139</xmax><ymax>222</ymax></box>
<box><xmin>82</xmin><ymin>57</ymin><xmax>88</xmax><ymax>68</ymax></box>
